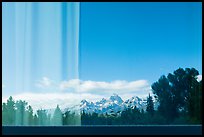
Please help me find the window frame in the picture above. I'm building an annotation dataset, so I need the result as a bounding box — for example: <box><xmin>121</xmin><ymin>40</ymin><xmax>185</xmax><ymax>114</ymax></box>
<box><xmin>2</xmin><ymin>125</ymin><xmax>202</xmax><ymax>135</ymax></box>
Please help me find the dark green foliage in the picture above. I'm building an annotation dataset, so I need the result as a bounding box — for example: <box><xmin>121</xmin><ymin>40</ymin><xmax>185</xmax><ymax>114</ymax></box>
<box><xmin>63</xmin><ymin>111</ymin><xmax>80</xmax><ymax>125</ymax></box>
<box><xmin>37</xmin><ymin>109</ymin><xmax>49</xmax><ymax>125</ymax></box>
<box><xmin>187</xmin><ymin>80</ymin><xmax>202</xmax><ymax>124</ymax></box>
<box><xmin>151</xmin><ymin>75</ymin><xmax>176</xmax><ymax>123</ymax></box>
<box><xmin>15</xmin><ymin>100</ymin><xmax>28</xmax><ymax>125</ymax></box>
<box><xmin>2</xmin><ymin>103</ymin><xmax>8</xmax><ymax>125</ymax></box>
<box><xmin>7</xmin><ymin>97</ymin><xmax>16</xmax><ymax>125</ymax></box>
<box><xmin>63</xmin><ymin>110</ymin><xmax>71</xmax><ymax>125</ymax></box>
<box><xmin>146</xmin><ymin>94</ymin><xmax>154</xmax><ymax>116</ymax></box>
<box><xmin>27</xmin><ymin>105</ymin><xmax>34</xmax><ymax>125</ymax></box>
<box><xmin>33</xmin><ymin>114</ymin><xmax>38</xmax><ymax>125</ymax></box>
<box><xmin>2</xmin><ymin>96</ymin><xmax>16</xmax><ymax>125</ymax></box>
<box><xmin>2</xmin><ymin>67</ymin><xmax>202</xmax><ymax>125</ymax></box>
<box><xmin>51</xmin><ymin>105</ymin><xmax>62</xmax><ymax>125</ymax></box>
<box><xmin>151</xmin><ymin>67</ymin><xmax>201</xmax><ymax>124</ymax></box>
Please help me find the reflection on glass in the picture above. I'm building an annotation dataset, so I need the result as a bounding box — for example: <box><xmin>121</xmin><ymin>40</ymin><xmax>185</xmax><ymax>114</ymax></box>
<box><xmin>2</xmin><ymin>2</ymin><xmax>81</xmax><ymax>126</ymax></box>
<box><xmin>2</xmin><ymin>2</ymin><xmax>202</xmax><ymax>126</ymax></box>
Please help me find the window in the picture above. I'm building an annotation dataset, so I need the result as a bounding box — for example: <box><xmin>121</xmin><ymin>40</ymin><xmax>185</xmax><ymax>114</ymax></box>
<box><xmin>2</xmin><ymin>2</ymin><xmax>202</xmax><ymax>135</ymax></box>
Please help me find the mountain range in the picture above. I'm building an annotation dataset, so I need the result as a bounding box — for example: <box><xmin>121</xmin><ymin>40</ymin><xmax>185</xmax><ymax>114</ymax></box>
<box><xmin>46</xmin><ymin>93</ymin><xmax>159</xmax><ymax>116</ymax></box>
<box><xmin>79</xmin><ymin>93</ymin><xmax>148</xmax><ymax>115</ymax></box>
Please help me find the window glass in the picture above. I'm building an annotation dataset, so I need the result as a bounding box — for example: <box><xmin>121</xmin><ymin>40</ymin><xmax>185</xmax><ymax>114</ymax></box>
<box><xmin>2</xmin><ymin>2</ymin><xmax>202</xmax><ymax>126</ymax></box>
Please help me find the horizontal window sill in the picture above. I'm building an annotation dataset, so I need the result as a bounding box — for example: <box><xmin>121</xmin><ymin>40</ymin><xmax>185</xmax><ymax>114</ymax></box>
<box><xmin>2</xmin><ymin>125</ymin><xmax>202</xmax><ymax>135</ymax></box>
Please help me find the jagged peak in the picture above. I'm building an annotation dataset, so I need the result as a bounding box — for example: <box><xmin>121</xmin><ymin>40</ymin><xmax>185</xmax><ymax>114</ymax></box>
<box><xmin>79</xmin><ymin>94</ymin><xmax>147</xmax><ymax>115</ymax></box>
<box><xmin>80</xmin><ymin>99</ymin><xmax>90</xmax><ymax>105</ymax></box>
<box><xmin>130</xmin><ymin>96</ymin><xmax>142</xmax><ymax>101</ymax></box>
<box><xmin>109</xmin><ymin>94</ymin><xmax>123</xmax><ymax>103</ymax></box>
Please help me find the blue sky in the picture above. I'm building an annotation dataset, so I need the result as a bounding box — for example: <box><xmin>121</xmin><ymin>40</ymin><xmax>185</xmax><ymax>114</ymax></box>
<box><xmin>79</xmin><ymin>2</ymin><xmax>202</xmax><ymax>83</ymax></box>
<box><xmin>2</xmin><ymin>2</ymin><xmax>202</xmax><ymax>107</ymax></box>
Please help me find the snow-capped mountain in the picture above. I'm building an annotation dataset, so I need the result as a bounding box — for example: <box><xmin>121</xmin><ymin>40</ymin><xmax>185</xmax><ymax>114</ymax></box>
<box><xmin>44</xmin><ymin>94</ymin><xmax>157</xmax><ymax>116</ymax></box>
<box><xmin>79</xmin><ymin>94</ymin><xmax>147</xmax><ymax>115</ymax></box>
<box><xmin>124</xmin><ymin>96</ymin><xmax>147</xmax><ymax>111</ymax></box>
<box><xmin>80</xmin><ymin>94</ymin><xmax>124</xmax><ymax>114</ymax></box>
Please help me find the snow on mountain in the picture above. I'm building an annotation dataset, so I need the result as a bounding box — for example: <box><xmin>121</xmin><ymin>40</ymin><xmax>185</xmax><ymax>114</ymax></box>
<box><xmin>80</xmin><ymin>99</ymin><xmax>96</xmax><ymax>114</ymax></box>
<box><xmin>109</xmin><ymin>93</ymin><xmax>123</xmax><ymax>104</ymax></box>
<box><xmin>79</xmin><ymin>94</ymin><xmax>146</xmax><ymax>115</ymax></box>
<box><xmin>33</xmin><ymin>94</ymin><xmax>157</xmax><ymax>116</ymax></box>
<box><xmin>124</xmin><ymin>96</ymin><xmax>147</xmax><ymax>111</ymax></box>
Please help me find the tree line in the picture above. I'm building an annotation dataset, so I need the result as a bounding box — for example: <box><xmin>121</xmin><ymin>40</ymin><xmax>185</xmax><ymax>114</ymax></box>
<box><xmin>2</xmin><ymin>98</ymin><xmax>81</xmax><ymax>126</ymax></box>
<box><xmin>2</xmin><ymin>67</ymin><xmax>202</xmax><ymax>125</ymax></box>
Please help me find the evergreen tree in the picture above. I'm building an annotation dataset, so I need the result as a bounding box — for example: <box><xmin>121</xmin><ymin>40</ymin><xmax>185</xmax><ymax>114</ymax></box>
<box><xmin>46</xmin><ymin>113</ymin><xmax>52</xmax><ymax>125</ymax></box>
<box><xmin>37</xmin><ymin>109</ymin><xmax>48</xmax><ymax>125</ymax></box>
<box><xmin>4</xmin><ymin>96</ymin><xmax>16</xmax><ymax>125</ymax></box>
<box><xmin>187</xmin><ymin>79</ymin><xmax>202</xmax><ymax>123</ymax></box>
<box><xmin>63</xmin><ymin>110</ymin><xmax>72</xmax><ymax>125</ymax></box>
<box><xmin>81</xmin><ymin>110</ymin><xmax>87</xmax><ymax>125</ymax></box>
<box><xmin>33</xmin><ymin>114</ymin><xmax>38</xmax><ymax>125</ymax></box>
<box><xmin>132</xmin><ymin>106</ymin><xmax>142</xmax><ymax>124</ymax></box>
<box><xmin>151</xmin><ymin>75</ymin><xmax>174</xmax><ymax>123</ymax></box>
<box><xmin>146</xmin><ymin>94</ymin><xmax>154</xmax><ymax>116</ymax></box>
<box><xmin>167</xmin><ymin>68</ymin><xmax>199</xmax><ymax>112</ymax></box>
<box><xmin>15</xmin><ymin>100</ymin><xmax>28</xmax><ymax>125</ymax></box>
<box><xmin>27</xmin><ymin>105</ymin><xmax>34</xmax><ymax>125</ymax></box>
<box><xmin>152</xmin><ymin>67</ymin><xmax>201</xmax><ymax>124</ymax></box>
<box><xmin>51</xmin><ymin>105</ymin><xmax>62</xmax><ymax>125</ymax></box>
<box><xmin>2</xmin><ymin>103</ymin><xmax>8</xmax><ymax>125</ymax></box>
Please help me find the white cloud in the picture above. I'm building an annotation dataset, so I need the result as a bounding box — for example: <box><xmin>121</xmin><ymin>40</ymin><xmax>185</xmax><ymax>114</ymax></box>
<box><xmin>197</xmin><ymin>75</ymin><xmax>202</xmax><ymax>82</ymax></box>
<box><xmin>35</xmin><ymin>77</ymin><xmax>53</xmax><ymax>88</ymax></box>
<box><xmin>2</xmin><ymin>79</ymin><xmax>152</xmax><ymax>111</ymax></box>
<box><xmin>59</xmin><ymin>79</ymin><xmax>150</xmax><ymax>95</ymax></box>
<box><xmin>60</xmin><ymin>79</ymin><xmax>151</xmax><ymax>101</ymax></box>
<box><xmin>60</xmin><ymin>79</ymin><xmax>80</xmax><ymax>90</ymax></box>
<box><xmin>2</xmin><ymin>92</ymin><xmax>104</xmax><ymax>112</ymax></box>
<box><xmin>2</xmin><ymin>91</ymin><xmax>153</xmax><ymax>112</ymax></box>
